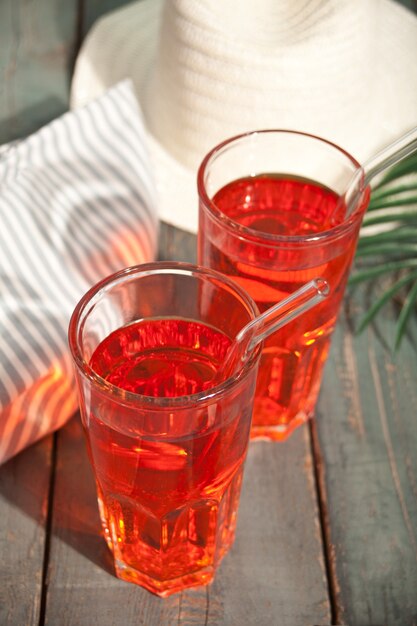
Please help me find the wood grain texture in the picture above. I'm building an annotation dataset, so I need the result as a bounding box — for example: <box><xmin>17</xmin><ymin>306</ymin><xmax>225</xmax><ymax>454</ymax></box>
<box><xmin>0</xmin><ymin>0</ymin><xmax>78</xmax><ymax>144</ymax></box>
<box><xmin>43</xmin><ymin>418</ymin><xmax>330</xmax><ymax>625</ymax></box>
<box><xmin>43</xmin><ymin>416</ymin><xmax>182</xmax><ymax>626</ymax></box>
<box><xmin>0</xmin><ymin>436</ymin><xmax>52</xmax><ymax>626</ymax></box>
<box><xmin>316</xmin><ymin>284</ymin><xmax>417</xmax><ymax>626</ymax></box>
<box><xmin>175</xmin><ymin>430</ymin><xmax>331</xmax><ymax>626</ymax></box>
<box><xmin>158</xmin><ymin>222</ymin><xmax>197</xmax><ymax>264</ymax></box>
<box><xmin>203</xmin><ymin>431</ymin><xmax>331</xmax><ymax>626</ymax></box>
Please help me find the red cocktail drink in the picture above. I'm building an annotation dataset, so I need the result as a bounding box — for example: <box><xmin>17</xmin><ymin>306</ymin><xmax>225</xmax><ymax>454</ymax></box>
<box><xmin>198</xmin><ymin>131</ymin><xmax>370</xmax><ymax>441</ymax></box>
<box><xmin>69</xmin><ymin>263</ymin><xmax>260</xmax><ymax>596</ymax></box>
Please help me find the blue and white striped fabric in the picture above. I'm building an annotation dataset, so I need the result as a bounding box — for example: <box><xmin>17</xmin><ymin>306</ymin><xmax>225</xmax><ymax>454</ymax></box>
<box><xmin>0</xmin><ymin>80</ymin><xmax>159</xmax><ymax>464</ymax></box>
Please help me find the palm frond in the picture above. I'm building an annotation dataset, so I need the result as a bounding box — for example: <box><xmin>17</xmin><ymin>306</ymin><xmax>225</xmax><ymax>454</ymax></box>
<box><xmin>351</xmin><ymin>150</ymin><xmax>417</xmax><ymax>349</ymax></box>
<box><xmin>394</xmin><ymin>279</ymin><xmax>417</xmax><ymax>350</ymax></box>
<box><xmin>370</xmin><ymin>182</ymin><xmax>417</xmax><ymax>201</ymax></box>
<box><xmin>356</xmin><ymin>270</ymin><xmax>417</xmax><ymax>334</ymax></box>
<box><xmin>362</xmin><ymin>208</ymin><xmax>417</xmax><ymax>227</ymax></box>
<box><xmin>367</xmin><ymin>196</ymin><xmax>417</xmax><ymax>211</ymax></box>
<box><xmin>355</xmin><ymin>243</ymin><xmax>417</xmax><ymax>258</ymax></box>
<box><xmin>350</xmin><ymin>259</ymin><xmax>417</xmax><ymax>286</ymax></box>
<box><xmin>357</xmin><ymin>226</ymin><xmax>417</xmax><ymax>247</ymax></box>
<box><xmin>373</xmin><ymin>152</ymin><xmax>417</xmax><ymax>189</ymax></box>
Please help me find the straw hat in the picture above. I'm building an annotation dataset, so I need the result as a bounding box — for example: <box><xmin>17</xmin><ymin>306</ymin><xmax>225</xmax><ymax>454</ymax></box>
<box><xmin>71</xmin><ymin>0</ymin><xmax>417</xmax><ymax>233</ymax></box>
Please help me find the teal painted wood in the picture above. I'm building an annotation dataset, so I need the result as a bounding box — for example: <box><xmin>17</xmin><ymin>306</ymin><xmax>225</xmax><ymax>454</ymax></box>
<box><xmin>0</xmin><ymin>437</ymin><xmax>52</xmax><ymax>626</ymax></box>
<box><xmin>44</xmin><ymin>417</ymin><xmax>182</xmax><ymax>626</ymax></box>
<box><xmin>0</xmin><ymin>0</ymin><xmax>78</xmax><ymax>145</ymax></box>
<box><xmin>81</xmin><ymin>0</ymin><xmax>133</xmax><ymax>36</ymax></box>
<box><xmin>158</xmin><ymin>223</ymin><xmax>197</xmax><ymax>264</ymax></box>
<box><xmin>399</xmin><ymin>0</ymin><xmax>417</xmax><ymax>11</ymax></box>
<box><xmin>316</xmin><ymin>283</ymin><xmax>417</xmax><ymax>625</ymax></box>
<box><xmin>44</xmin><ymin>418</ymin><xmax>331</xmax><ymax>625</ymax></box>
<box><xmin>204</xmin><ymin>433</ymin><xmax>331</xmax><ymax>626</ymax></box>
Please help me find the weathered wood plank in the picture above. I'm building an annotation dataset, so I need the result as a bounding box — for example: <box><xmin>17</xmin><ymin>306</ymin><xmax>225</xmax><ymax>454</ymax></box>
<box><xmin>316</xmin><ymin>283</ymin><xmax>417</xmax><ymax>626</ymax></box>
<box><xmin>399</xmin><ymin>0</ymin><xmax>417</xmax><ymax>11</ymax></box>
<box><xmin>175</xmin><ymin>430</ymin><xmax>331</xmax><ymax>626</ymax></box>
<box><xmin>158</xmin><ymin>222</ymin><xmax>197</xmax><ymax>264</ymax></box>
<box><xmin>44</xmin><ymin>416</ymin><xmax>181</xmax><ymax>626</ymax></box>
<box><xmin>44</xmin><ymin>418</ymin><xmax>331</xmax><ymax>625</ymax></box>
<box><xmin>205</xmin><ymin>431</ymin><xmax>331</xmax><ymax>626</ymax></box>
<box><xmin>0</xmin><ymin>436</ymin><xmax>52</xmax><ymax>626</ymax></box>
<box><xmin>0</xmin><ymin>0</ymin><xmax>78</xmax><ymax>144</ymax></box>
<box><xmin>81</xmin><ymin>0</ymin><xmax>133</xmax><ymax>36</ymax></box>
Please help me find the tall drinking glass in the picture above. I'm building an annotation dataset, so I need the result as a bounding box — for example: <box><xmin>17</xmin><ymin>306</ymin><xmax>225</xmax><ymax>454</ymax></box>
<box><xmin>198</xmin><ymin>130</ymin><xmax>370</xmax><ymax>441</ymax></box>
<box><xmin>68</xmin><ymin>262</ymin><xmax>260</xmax><ymax>596</ymax></box>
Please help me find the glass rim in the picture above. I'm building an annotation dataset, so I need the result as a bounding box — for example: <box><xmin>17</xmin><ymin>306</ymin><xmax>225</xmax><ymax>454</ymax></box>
<box><xmin>197</xmin><ymin>128</ymin><xmax>368</xmax><ymax>247</ymax></box>
<box><xmin>68</xmin><ymin>261</ymin><xmax>261</xmax><ymax>409</ymax></box>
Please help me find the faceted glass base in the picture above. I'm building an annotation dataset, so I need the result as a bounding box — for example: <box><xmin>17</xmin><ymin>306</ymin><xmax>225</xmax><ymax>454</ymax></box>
<box><xmin>114</xmin><ymin>559</ymin><xmax>215</xmax><ymax>597</ymax></box>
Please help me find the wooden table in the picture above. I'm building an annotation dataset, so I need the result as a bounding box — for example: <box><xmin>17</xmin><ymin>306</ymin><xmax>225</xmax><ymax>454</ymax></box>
<box><xmin>1</xmin><ymin>223</ymin><xmax>416</xmax><ymax>626</ymax></box>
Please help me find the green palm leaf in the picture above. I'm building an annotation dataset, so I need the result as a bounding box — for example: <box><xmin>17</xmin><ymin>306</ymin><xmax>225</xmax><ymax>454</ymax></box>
<box><xmin>357</xmin><ymin>226</ymin><xmax>417</xmax><ymax>247</ymax></box>
<box><xmin>351</xmin><ymin>150</ymin><xmax>417</xmax><ymax>349</ymax></box>
<box><xmin>373</xmin><ymin>152</ymin><xmax>417</xmax><ymax>188</ymax></box>
<box><xmin>367</xmin><ymin>196</ymin><xmax>417</xmax><ymax>211</ymax></box>
<box><xmin>362</xmin><ymin>208</ymin><xmax>417</xmax><ymax>227</ymax></box>
<box><xmin>370</xmin><ymin>182</ymin><xmax>417</xmax><ymax>201</ymax></box>
<box><xmin>350</xmin><ymin>259</ymin><xmax>417</xmax><ymax>285</ymax></box>
<box><xmin>355</xmin><ymin>243</ymin><xmax>417</xmax><ymax>258</ymax></box>
<box><xmin>394</xmin><ymin>279</ymin><xmax>417</xmax><ymax>350</ymax></box>
<box><xmin>356</xmin><ymin>270</ymin><xmax>417</xmax><ymax>335</ymax></box>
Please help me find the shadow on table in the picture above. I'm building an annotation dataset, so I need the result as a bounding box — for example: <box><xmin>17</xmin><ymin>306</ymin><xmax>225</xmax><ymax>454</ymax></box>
<box><xmin>0</xmin><ymin>414</ymin><xmax>114</xmax><ymax>577</ymax></box>
<box><xmin>52</xmin><ymin>414</ymin><xmax>115</xmax><ymax>575</ymax></box>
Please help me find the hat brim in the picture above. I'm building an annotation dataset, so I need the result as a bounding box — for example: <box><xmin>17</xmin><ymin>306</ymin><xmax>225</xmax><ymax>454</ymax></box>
<box><xmin>71</xmin><ymin>0</ymin><xmax>417</xmax><ymax>234</ymax></box>
<box><xmin>71</xmin><ymin>0</ymin><xmax>200</xmax><ymax>232</ymax></box>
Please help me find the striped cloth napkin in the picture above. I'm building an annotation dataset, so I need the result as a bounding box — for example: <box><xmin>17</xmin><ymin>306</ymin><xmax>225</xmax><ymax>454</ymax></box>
<box><xmin>0</xmin><ymin>80</ymin><xmax>159</xmax><ymax>464</ymax></box>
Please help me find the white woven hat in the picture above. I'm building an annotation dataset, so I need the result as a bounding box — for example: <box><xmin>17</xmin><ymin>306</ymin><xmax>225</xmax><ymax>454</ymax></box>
<box><xmin>71</xmin><ymin>0</ymin><xmax>417</xmax><ymax>233</ymax></box>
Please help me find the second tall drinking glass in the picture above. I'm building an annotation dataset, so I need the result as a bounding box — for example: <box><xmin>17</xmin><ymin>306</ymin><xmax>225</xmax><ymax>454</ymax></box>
<box><xmin>198</xmin><ymin>130</ymin><xmax>370</xmax><ymax>441</ymax></box>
